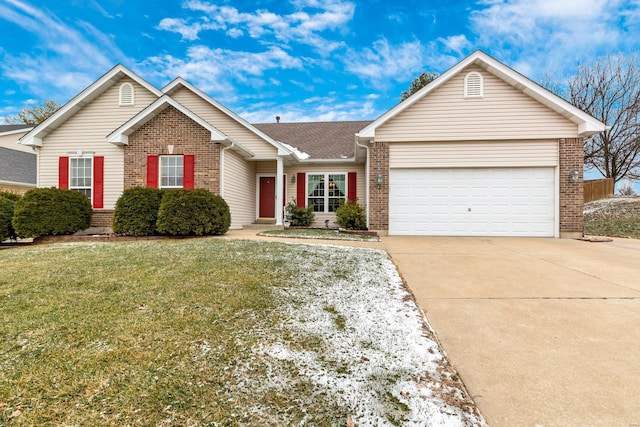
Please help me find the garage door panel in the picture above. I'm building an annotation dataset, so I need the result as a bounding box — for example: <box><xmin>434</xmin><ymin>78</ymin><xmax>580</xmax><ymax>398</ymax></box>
<box><xmin>389</xmin><ymin>168</ymin><xmax>555</xmax><ymax>236</ymax></box>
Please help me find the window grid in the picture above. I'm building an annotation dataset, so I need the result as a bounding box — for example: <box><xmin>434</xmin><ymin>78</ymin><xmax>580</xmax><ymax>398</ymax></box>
<box><xmin>70</xmin><ymin>157</ymin><xmax>92</xmax><ymax>200</ymax></box>
<box><xmin>160</xmin><ymin>155</ymin><xmax>184</xmax><ymax>188</ymax></box>
<box><xmin>307</xmin><ymin>173</ymin><xmax>346</xmax><ymax>213</ymax></box>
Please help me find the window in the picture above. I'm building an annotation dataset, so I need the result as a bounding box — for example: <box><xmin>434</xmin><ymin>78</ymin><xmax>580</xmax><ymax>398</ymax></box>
<box><xmin>160</xmin><ymin>155</ymin><xmax>183</xmax><ymax>188</ymax></box>
<box><xmin>307</xmin><ymin>173</ymin><xmax>346</xmax><ymax>213</ymax></box>
<box><xmin>464</xmin><ymin>71</ymin><xmax>483</xmax><ymax>98</ymax></box>
<box><xmin>70</xmin><ymin>157</ymin><xmax>92</xmax><ymax>199</ymax></box>
<box><xmin>119</xmin><ymin>83</ymin><xmax>134</xmax><ymax>106</ymax></box>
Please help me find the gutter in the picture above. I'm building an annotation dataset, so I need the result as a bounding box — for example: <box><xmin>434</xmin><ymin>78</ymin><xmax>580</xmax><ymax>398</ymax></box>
<box><xmin>355</xmin><ymin>137</ymin><xmax>370</xmax><ymax>229</ymax></box>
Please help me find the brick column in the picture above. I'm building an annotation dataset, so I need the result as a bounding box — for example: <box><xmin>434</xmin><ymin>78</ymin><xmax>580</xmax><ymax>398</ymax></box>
<box><xmin>369</xmin><ymin>141</ymin><xmax>389</xmax><ymax>232</ymax></box>
<box><xmin>559</xmin><ymin>137</ymin><xmax>584</xmax><ymax>237</ymax></box>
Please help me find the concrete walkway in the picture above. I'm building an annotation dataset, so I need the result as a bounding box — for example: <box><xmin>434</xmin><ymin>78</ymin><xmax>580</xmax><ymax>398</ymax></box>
<box><xmin>382</xmin><ymin>236</ymin><xmax>640</xmax><ymax>426</ymax></box>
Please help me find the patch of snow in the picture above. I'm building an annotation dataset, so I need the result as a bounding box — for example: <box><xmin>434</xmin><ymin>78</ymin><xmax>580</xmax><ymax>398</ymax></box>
<box><xmin>280</xmin><ymin>141</ymin><xmax>311</xmax><ymax>160</ymax></box>
<box><xmin>242</xmin><ymin>243</ymin><xmax>485</xmax><ymax>426</ymax></box>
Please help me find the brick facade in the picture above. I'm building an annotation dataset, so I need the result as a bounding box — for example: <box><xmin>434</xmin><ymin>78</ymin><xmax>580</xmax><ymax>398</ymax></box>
<box><xmin>368</xmin><ymin>141</ymin><xmax>389</xmax><ymax>232</ymax></box>
<box><xmin>124</xmin><ymin>106</ymin><xmax>221</xmax><ymax>193</ymax></box>
<box><xmin>91</xmin><ymin>210</ymin><xmax>115</xmax><ymax>227</ymax></box>
<box><xmin>558</xmin><ymin>137</ymin><xmax>584</xmax><ymax>236</ymax></box>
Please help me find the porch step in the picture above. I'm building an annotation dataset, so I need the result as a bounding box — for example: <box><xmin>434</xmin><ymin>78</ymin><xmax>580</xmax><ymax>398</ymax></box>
<box><xmin>254</xmin><ymin>218</ymin><xmax>276</xmax><ymax>224</ymax></box>
<box><xmin>243</xmin><ymin>224</ymin><xmax>285</xmax><ymax>231</ymax></box>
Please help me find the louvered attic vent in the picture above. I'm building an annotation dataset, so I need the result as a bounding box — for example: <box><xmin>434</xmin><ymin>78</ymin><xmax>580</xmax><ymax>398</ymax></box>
<box><xmin>464</xmin><ymin>71</ymin><xmax>483</xmax><ymax>98</ymax></box>
<box><xmin>119</xmin><ymin>83</ymin><xmax>134</xmax><ymax>106</ymax></box>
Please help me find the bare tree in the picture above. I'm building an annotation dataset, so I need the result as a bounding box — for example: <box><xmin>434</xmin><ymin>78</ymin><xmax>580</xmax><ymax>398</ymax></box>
<box><xmin>401</xmin><ymin>72</ymin><xmax>439</xmax><ymax>101</ymax></box>
<box><xmin>4</xmin><ymin>100</ymin><xmax>60</xmax><ymax>125</ymax></box>
<box><xmin>567</xmin><ymin>55</ymin><xmax>640</xmax><ymax>184</ymax></box>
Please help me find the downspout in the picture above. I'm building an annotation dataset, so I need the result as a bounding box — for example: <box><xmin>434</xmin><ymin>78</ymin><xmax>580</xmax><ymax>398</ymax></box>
<box><xmin>355</xmin><ymin>137</ymin><xmax>370</xmax><ymax>229</ymax></box>
<box><xmin>220</xmin><ymin>139</ymin><xmax>235</xmax><ymax>198</ymax></box>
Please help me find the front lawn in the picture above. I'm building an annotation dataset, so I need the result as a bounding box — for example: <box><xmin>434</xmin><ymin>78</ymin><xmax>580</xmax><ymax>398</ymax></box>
<box><xmin>584</xmin><ymin>197</ymin><xmax>640</xmax><ymax>238</ymax></box>
<box><xmin>259</xmin><ymin>228</ymin><xmax>378</xmax><ymax>241</ymax></box>
<box><xmin>0</xmin><ymin>239</ymin><xmax>483</xmax><ymax>426</ymax></box>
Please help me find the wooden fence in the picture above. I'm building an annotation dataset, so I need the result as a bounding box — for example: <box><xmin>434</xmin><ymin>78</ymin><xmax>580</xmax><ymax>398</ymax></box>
<box><xmin>584</xmin><ymin>178</ymin><xmax>614</xmax><ymax>203</ymax></box>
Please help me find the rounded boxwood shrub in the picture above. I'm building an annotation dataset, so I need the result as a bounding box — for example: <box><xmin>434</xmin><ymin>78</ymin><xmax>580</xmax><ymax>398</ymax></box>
<box><xmin>156</xmin><ymin>189</ymin><xmax>231</xmax><ymax>236</ymax></box>
<box><xmin>0</xmin><ymin>196</ymin><xmax>16</xmax><ymax>242</ymax></box>
<box><xmin>335</xmin><ymin>199</ymin><xmax>367</xmax><ymax>230</ymax></box>
<box><xmin>286</xmin><ymin>200</ymin><xmax>315</xmax><ymax>227</ymax></box>
<box><xmin>0</xmin><ymin>191</ymin><xmax>21</xmax><ymax>202</ymax></box>
<box><xmin>12</xmin><ymin>188</ymin><xmax>92</xmax><ymax>238</ymax></box>
<box><xmin>112</xmin><ymin>187</ymin><xmax>164</xmax><ymax>236</ymax></box>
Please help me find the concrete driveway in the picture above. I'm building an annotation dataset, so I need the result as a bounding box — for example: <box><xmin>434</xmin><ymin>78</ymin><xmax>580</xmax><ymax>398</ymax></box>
<box><xmin>383</xmin><ymin>236</ymin><xmax>640</xmax><ymax>427</ymax></box>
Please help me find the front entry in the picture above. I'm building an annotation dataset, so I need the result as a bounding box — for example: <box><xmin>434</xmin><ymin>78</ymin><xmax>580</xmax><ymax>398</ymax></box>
<box><xmin>259</xmin><ymin>176</ymin><xmax>276</xmax><ymax>218</ymax></box>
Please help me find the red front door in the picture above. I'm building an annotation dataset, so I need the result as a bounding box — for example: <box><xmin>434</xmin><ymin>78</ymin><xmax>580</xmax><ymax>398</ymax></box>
<box><xmin>259</xmin><ymin>176</ymin><xmax>276</xmax><ymax>218</ymax></box>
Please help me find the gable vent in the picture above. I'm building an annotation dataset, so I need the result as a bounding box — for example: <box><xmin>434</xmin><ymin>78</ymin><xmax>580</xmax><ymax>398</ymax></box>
<box><xmin>119</xmin><ymin>83</ymin><xmax>135</xmax><ymax>106</ymax></box>
<box><xmin>464</xmin><ymin>71</ymin><xmax>483</xmax><ymax>98</ymax></box>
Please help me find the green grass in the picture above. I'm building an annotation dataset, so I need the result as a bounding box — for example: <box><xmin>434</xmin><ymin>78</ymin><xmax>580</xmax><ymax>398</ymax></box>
<box><xmin>584</xmin><ymin>198</ymin><xmax>640</xmax><ymax>238</ymax></box>
<box><xmin>259</xmin><ymin>228</ymin><xmax>378</xmax><ymax>241</ymax></box>
<box><xmin>0</xmin><ymin>239</ymin><xmax>348</xmax><ymax>426</ymax></box>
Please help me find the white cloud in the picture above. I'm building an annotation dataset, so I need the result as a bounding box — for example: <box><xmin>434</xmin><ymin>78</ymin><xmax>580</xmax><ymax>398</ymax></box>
<box><xmin>158</xmin><ymin>0</ymin><xmax>355</xmax><ymax>55</ymax></box>
<box><xmin>0</xmin><ymin>0</ymin><xmax>128</xmax><ymax>101</ymax></box>
<box><xmin>468</xmin><ymin>0</ymin><xmax>640</xmax><ymax>80</ymax></box>
<box><xmin>345</xmin><ymin>39</ymin><xmax>426</xmax><ymax>86</ymax></box>
<box><xmin>345</xmin><ymin>38</ymin><xmax>461</xmax><ymax>87</ymax></box>
<box><xmin>139</xmin><ymin>45</ymin><xmax>303</xmax><ymax>93</ymax></box>
<box><xmin>238</xmin><ymin>96</ymin><xmax>378</xmax><ymax>123</ymax></box>
<box><xmin>440</xmin><ymin>34</ymin><xmax>471</xmax><ymax>55</ymax></box>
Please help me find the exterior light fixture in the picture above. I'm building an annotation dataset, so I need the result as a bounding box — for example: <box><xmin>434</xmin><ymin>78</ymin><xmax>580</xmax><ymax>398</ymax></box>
<box><xmin>569</xmin><ymin>168</ymin><xmax>579</xmax><ymax>183</ymax></box>
<box><xmin>375</xmin><ymin>172</ymin><xmax>384</xmax><ymax>186</ymax></box>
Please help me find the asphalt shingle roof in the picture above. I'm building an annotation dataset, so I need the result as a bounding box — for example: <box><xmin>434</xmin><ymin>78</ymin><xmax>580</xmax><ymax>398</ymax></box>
<box><xmin>253</xmin><ymin>121</ymin><xmax>372</xmax><ymax>160</ymax></box>
<box><xmin>0</xmin><ymin>146</ymin><xmax>36</xmax><ymax>184</ymax></box>
<box><xmin>0</xmin><ymin>124</ymin><xmax>33</xmax><ymax>133</ymax></box>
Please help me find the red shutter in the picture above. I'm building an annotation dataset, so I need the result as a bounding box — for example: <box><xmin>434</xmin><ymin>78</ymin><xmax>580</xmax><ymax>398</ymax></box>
<box><xmin>183</xmin><ymin>154</ymin><xmax>194</xmax><ymax>189</ymax></box>
<box><xmin>348</xmin><ymin>172</ymin><xmax>357</xmax><ymax>202</ymax></box>
<box><xmin>147</xmin><ymin>155</ymin><xmax>159</xmax><ymax>188</ymax></box>
<box><xmin>93</xmin><ymin>156</ymin><xmax>104</xmax><ymax>208</ymax></box>
<box><xmin>58</xmin><ymin>156</ymin><xmax>69</xmax><ymax>189</ymax></box>
<box><xmin>296</xmin><ymin>173</ymin><xmax>306</xmax><ymax>207</ymax></box>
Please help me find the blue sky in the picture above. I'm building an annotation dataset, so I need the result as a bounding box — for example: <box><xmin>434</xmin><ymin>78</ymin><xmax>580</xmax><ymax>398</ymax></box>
<box><xmin>1</xmin><ymin>0</ymin><xmax>639</xmax><ymax>126</ymax></box>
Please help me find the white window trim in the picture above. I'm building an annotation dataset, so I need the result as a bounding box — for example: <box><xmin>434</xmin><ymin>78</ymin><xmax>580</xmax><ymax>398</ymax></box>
<box><xmin>159</xmin><ymin>155</ymin><xmax>184</xmax><ymax>189</ymax></box>
<box><xmin>464</xmin><ymin>71</ymin><xmax>483</xmax><ymax>98</ymax></box>
<box><xmin>306</xmin><ymin>172</ymin><xmax>347</xmax><ymax>214</ymax></box>
<box><xmin>68</xmin><ymin>154</ymin><xmax>94</xmax><ymax>203</ymax></box>
<box><xmin>119</xmin><ymin>82</ymin><xmax>135</xmax><ymax>106</ymax></box>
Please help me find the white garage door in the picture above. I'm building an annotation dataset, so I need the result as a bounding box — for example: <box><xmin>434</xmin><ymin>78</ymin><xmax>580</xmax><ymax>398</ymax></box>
<box><xmin>389</xmin><ymin>168</ymin><xmax>555</xmax><ymax>236</ymax></box>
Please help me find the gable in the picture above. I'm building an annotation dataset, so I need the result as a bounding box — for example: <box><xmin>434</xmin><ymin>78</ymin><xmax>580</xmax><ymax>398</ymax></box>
<box><xmin>45</xmin><ymin>76</ymin><xmax>159</xmax><ymax>145</ymax></box>
<box><xmin>377</xmin><ymin>64</ymin><xmax>578</xmax><ymax>142</ymax></box>
<box><xmin>170</xmin><ymin>86</ymin><xmax>278</xmax><ymax>159</ymax></box>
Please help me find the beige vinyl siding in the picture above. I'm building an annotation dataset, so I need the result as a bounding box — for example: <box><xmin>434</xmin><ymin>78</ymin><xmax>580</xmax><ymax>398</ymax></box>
<box><xmin>377</xmin><ymin>65</ymin><xmax>578</xmax><ymax>141</ymax></box>
<box><xmin>223</xmin><ymin>149</ymin><xmax>256</xmax><ymax>229</ymax></box>
<box><xmin>255</xmin><ymin>161</ymin><xmax>276</xmax><ymax>175</ymax></box>
<box><xmin>38</xmin><ymin>77</ymin><xmax>158</xmax><ymax>209</ymax></box>
<box><xmin>283</xmin><ymin>164</ymin><xmax>366</xmax><ymax>227</ymax></box>
<box><xmin>389</xmin><ymin>140</ymin><xmax>559</xmax><ymax>168</ymax></box>
<box><xmin>0</xmin><ymin>182</ymin><xmax>34</xmax><ymax>193</ymax></box>
<box><xmin>0</xmin><ymin>131</ymin><xmax>31</xmax><ymax>153</ymax></box>
<box><xmin>171</xmin><ymin>88</ymin><xmax>278</xmax><ymax>159</ymax></box>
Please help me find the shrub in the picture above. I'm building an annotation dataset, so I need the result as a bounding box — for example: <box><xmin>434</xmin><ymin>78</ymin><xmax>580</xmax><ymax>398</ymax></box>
<box><xmin>617</xmin><ymin>179</ymin><xmax>637</xmax><ymax>197</ymax></box>
<box><xmin>0</xmin><ymin>196</ymin><xmax>16</xmax><ymax>242</ymax></box>
<box><xmin>0</xmin><ymin>191</ymin><xmax>21</xmax><ymax>202</ymax></box>
<box><xmin>156</xmin><ymin>189</ymin><xmax>231</xmax><ymax>236</ymax></box>
<box><xmin>286</xmin><ymin>200</ymin><xmax>315</xmax><ymax>227</ymax></box>
<box><xmin>335</xmin><ymin>199</ymin><xmax>367</xmax><ymax>230</ymax></box>
<box><xmin>12</xmin><ymin>188</ymin><xmax>92</xmax><ymax>238</ymax></box>
<box><xmin>113</xmin><ymin>187</ymin><xmax>164</xmax><ymax>236</ymax></box>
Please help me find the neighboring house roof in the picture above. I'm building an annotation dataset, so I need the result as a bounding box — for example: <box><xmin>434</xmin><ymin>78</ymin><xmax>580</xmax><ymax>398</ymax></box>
<box><xmin>254</xmin><ymin>121</ymin><xmax>372</xmax><ymax>160</ymax></box>
<box><xmin>0</xmin><ymin>146</ymin><xmax>36</xmax><ymax>185</ymax></box>
<box><xmin>0</xmin><ymin>124</ymin><xmax>33</xmax><ymax>134</ymax></box>
<box><xmin>19</xmin><ymin>64</ymin><xmax>162</xmax><ymax>147</ymax></box>
<box><xmin>358</xmin><ymin>50</ymin><xmax>607</xmax><ymax>139</ymax></box>
<box><xmin>162</xmin><ymin>78</ymin><xmax>293</xmax><ymax>158</ymax></box>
